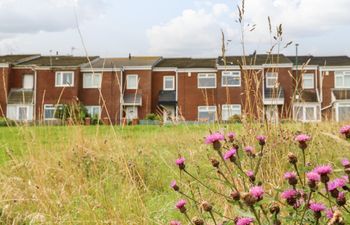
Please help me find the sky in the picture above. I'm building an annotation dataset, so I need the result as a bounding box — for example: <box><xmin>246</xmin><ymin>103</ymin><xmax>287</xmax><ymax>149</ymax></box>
<box><xmin>0</xmin><ymin>0</ymin><xmax>350</xmax><ymax>58</ymax></box>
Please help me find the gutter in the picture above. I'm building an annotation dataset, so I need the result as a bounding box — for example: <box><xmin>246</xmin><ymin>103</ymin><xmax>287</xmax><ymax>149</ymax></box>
<box><xmin>30</xmin><ymin>67</ymin><xmax>37</xmax><ymax>121</ymax></box>
<box><xmin>175</xmin><ymin>68</ymin><xmax>179</xmax><ymax>120</ymax></box>
<box><xmin>119</xmin><ymin>67</ymin><xmax>124</xmax><ymax>125</ymax></box>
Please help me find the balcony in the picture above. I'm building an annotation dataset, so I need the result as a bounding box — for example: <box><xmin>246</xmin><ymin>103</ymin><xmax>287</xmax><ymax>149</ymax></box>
<box><xmin>263</xmin><ymin>87</ymin><xmax>285</xmax><ymax>105</ymax></box>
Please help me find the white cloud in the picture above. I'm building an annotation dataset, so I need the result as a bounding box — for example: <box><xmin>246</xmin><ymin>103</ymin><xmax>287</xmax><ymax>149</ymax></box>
<box><xmin>147</xmin><ymin>3</ymin><xmax>235</xmax><ymax>56</ymax></box>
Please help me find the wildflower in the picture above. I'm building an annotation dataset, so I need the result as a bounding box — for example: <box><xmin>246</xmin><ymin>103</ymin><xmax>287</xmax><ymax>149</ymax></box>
<box><xmin>192</xmin><ymin>217</ymin><xmax>204</xmax><ymax>225</ymax></box>
<box><xmin>176</xmin><ymin>157</ymin><xmax>186</xmax><ymax>170</ymax></box>
<box><xmin>336</xmin><ymin>192</ymin><xmax>346</xmax><ymax>206</ymax></box>
<box><xmin>309</xmin><ymin>202</ymin><xmax>326</xmax><ymax>219</ymax></box>
<box><xmin>256</xmin><ymin>135</ymin><xmax>266</xmax><ymax>146</ymax></box>
<box><xmin>223</xmin><ymin>148</ymin><xmax>237</xmax><ymax>162</ymax></box>
<box><xmin>210</xmin><ymin>158</ymin><xmax>220</xmax><ymax>168</ymax></box>
<box><xmin>288</xmin><ymin>152</ymin><xmax>298</xmax><ymax>165</ymax></box>
<box><xmin>306</xmin><ymin>172</ymin><xmax>320</xmax><ymax>190</ymax></box>
<box><xmin>205</xmin><ymin>132</ymin><xmax>224</xmax><ymax>150</ymax></box>
<box><xmin>201</xmin><ymin>201</ymin><xmax>212</xmax><ymax>212</ymax></box>
<box><xmin>170</xmin><ymin>180</ymin><xmax>179</xmax><ymax>191</ymax></box>
<box><xmin>326</xmin><ymin>208</ymin><xmax>334</xmax><ymax>219</ymax></box>
<box><xmin>246</xmin><ymin>170</ymin><xmax>255</xmax><ymax>182</ymax></box>
<box><xmin>236</xmin><ymin>217</ymin><xmax>254</xmax><ymax>225</ymax></box>
<box><xmin>170</xmin><ymin>221</ymin><xmax>182</xmax><ymax>225</ymax></box>
<box><xmin>329</xmin><ymin>210</ymin><xmax>345</xmax><ymax>225</ymax></box>
<box><xmin>281</xmin><ymin>189</ymin><xmax>298</xmax><ymax>206</ymax></box>
<box><xmin>269</xmin><ymin>204</ymin><xmax>280</xmax><ymax>214</ymax></box>
<box><xmin>231</xmin><ymin>191</ymin><xmax>240</xmax><ymax>201</ymax></box>
<box><xmin>295</xmin><ymin>134</ymin><xmax>311</xmax><ymax>150</ymax></box>
<box><xmin>314</xmin><ymin>165</ymin><xmax>333</xmax><ymax>183</ymax></box>
<box><xmin>249</xmin><ymin>186</ymin><xmax>264</xmax><ymax>201</ymax></box>
<box><xmin>340</xmin><ymin>125</ymin><xmax>350</xmax><ymax>139</ymax></box>
<box><xmin>341</xmin><ymin>158</ymin><xmax>350</xmax><ymax>168</ymax></box>
<box><xmin>328</xmin><ymin>178</ymin><xmax>347</xmax><ymax>198</ymax></box>
<box><xmin>242</xmin><ymin>193</ymin><xmax>257</xmax><ymax>206</ymax></box>
<box><xmin>227</xmin><ymin>132</ymin><xmax>236</xmax><ymax>142</ymax></box>
<box><xmin>175</xmin><ymin>199</ymin><xmax>187</xmax><ymax>213</ymax></box>
<box><xmin>284</xmin><ymin>172</ymin><xmax>298</xmax><ymax>186</ymax></box>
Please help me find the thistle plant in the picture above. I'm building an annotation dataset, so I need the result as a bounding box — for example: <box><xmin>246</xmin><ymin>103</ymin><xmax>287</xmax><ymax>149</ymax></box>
<box><xmin>168</xmin><ymin>125</ymin><xmax>350</xmax><ymax>225</ymax></box>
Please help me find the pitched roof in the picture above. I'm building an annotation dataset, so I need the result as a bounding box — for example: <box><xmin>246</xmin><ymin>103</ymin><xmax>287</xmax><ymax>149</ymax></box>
<box><xmin>83</xmin><ymin>57</ymin><xmax>161</xmax><ymax>68</ymax></box>
<box><xmin>17</xmin><ymin>56</ymin><xmax>98</xmax><ymax>67</ymax></box>
<box><xmin>287</xmin><ymin>56</ymin><xmax>350</xmax><ymax>66</ymax></box>
<box><xmin>155</xmin><ymin>58</ymin><xmax>216</xmax><ymax>68</ymax></box>
<box><xmin>0</xmin><ymin>54</ymin><xmax>39</xmax><ymax>64</ymax></box>
<box><xmin>8</xmin><ymin>89</ymin><xmax>34</xmax><ymax>104</ymax></box>
<box><xmin>218</xmin><ymin>54</ymin><xmax>292</xmax><ymax>66</ymax></box>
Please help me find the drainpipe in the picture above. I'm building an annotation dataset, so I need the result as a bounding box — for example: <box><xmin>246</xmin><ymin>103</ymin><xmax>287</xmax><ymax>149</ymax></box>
<box><xmin>31</xmin><ymin>67</ymin><xmax>37</xmax><ymax>121</ymax></box>
<box><xmin>119</xmin><ymin>67</ymin><xmax>124</xmax><ymax>125</ymax></box>
<box><xmin>175</xmin><ymin>68</ymin><xmax>179</xmax><ymax>121</ymax></box>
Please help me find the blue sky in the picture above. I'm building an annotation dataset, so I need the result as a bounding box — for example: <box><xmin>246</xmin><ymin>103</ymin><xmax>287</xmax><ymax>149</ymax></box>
<box><xmin>0</xmin><ymin>0</ymin><xmax>350</xmax><ymax>57</ymax></box>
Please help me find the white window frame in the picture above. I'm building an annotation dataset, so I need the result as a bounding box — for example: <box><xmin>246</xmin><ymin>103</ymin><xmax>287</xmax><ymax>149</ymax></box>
<box><xmin>222</xmin><ymin>71</ymin><xmax>241</xmax><ymax>87</ymax></box>
<box><xmin>302</xmin><ymin>73</ymin><xmax>314</xmax><ymax>89</ymax></box>
<box><xmin>265</xmin><ymin>72</ymin><xmax>278</xmax><ymax>88</ymax></box>
<box><xmin>335</xmin><ymin>71</ymin><xmax>350</xmax><ymax>89</ymax></box>
<box><xmin>55</xmin><ymin>71</ymin><xmax>74</xmax><ymax>87</ymax></box>
<box><xmin>163</xmin><ymin>76</ymin><xmax>175</xmax><ymax>90</ymax></box>
<box><xmin>198</xmin><ymin>73</ymin><xmax>216</xmax><ymax>89</ymax></box>
<box><xmin>44</xmin><ymin>104</ymin><xmax>61</xmax><ymax>121</ymax></box>
<box><xmin>335</xmin><ymin>102</ymin><xmax>350</xmax><ymax>122</ymax></box>
<box><xmin>86</xmin><ymin>106</ymin><xmax>101</xmax><ymax>118</ymax></box>
<box><xmin>222</xmin><ymin>104</ymin><xmax>241</xmax><ymax>121</ymax></box>
<box><xmin>126</xmin><ymin>74</ymin><xmax>138</xmax><ymax>90</ymax></box>
<box><xmin>83</xmin><ymin>73</ymin><xmax>102</xmax><ymax>88</ymax></box>
<box><xmin>17</xmin><ymin>106</ymin><xmax>29</xmax><ymax>121</ymax></box>
<box><xmin>198</xmin><ymin>106</ymin><xmax>217</xmax><ymax>121</ymax></box>
<box><xmin>293</xmin><ymin>103</ymin><xmax>321</xmax><ymax>122</ymax></box>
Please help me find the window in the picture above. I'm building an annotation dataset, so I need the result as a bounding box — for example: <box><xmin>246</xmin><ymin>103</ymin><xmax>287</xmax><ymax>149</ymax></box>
<box><xmin>55</xmin><ymin>71</ymin><xmax>74</xmax><ymax>87</ymax></box>
<box><xmin>336</xmin><ymin>103</ymin><xmax>350</xmax><ymax>121</ymax></box>
<box><xmin>163</xmin><ymin>76</ymin><xmax>175</xmax><ymax>90</ymax></box>
<box><xmin>44</xmin><ymin>104</ymin><xmax>61</xmax><ymax>120</ymax></box>
<box><xmin>198</xmin><ymin>106</ymin><xmax>217</xmax><ymax>122</ymax></box>
<box><xmin>293</xmin><ymin>104</ymin><xmax>320</xmax><ymax>122</ymax></box>
<box><xmin>222</xmin><ymin>71</ymin><xmax>241</xmax><ymax>87</ymax></box>
<box><xmin>86</xmin><ymin>106</ymin><xmax>101</xmax><ymax>118</ymax></box>
<box><xmin>222</xmin><ymin>104</ymin><xmax>241</xmax><ymax>121</ymax></box>
<box><xmin>127</xmin><ymin>75</ymin><xmax>138</xmax><ymax>89</ymax></box>
<box><xmin>265</xmin><ymin>72</ymin><xmax>278</xmax><ymax>88</ymax></box>
<box><xmin>18</xmin><ymin>106</ymin><xmax>28</xmax><ymax>120</ymax></box>
<box><xmin>83</xmin><ymin>73</ymin><xmax>102</xmax><ymax>88</ymax></box>
<box><xmin>335</xmin><ymin>71</ymin><xmax>350</xmax><ymax>88</ymax></box>
<box><xmin>302</xmin><ymin>73</ymin><xmax>314</xmax><ymax>89</ymax></box>
<box><xmin>198</xmin><ymin>73</ymin><xmax>216</xmax><ymax>88</ymax></box>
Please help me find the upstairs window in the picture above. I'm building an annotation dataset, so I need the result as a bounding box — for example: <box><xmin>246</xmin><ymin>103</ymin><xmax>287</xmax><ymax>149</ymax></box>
<box><xmin>302</xmin><ymin>73</ymin><xmax>314</xmax><ymax>89</ymax></box>
<box><xmin>127</xmin><ymin>75</ymin><xmax>138</xmax><ymax>89</ymax></box>
<box><xmin>198</xmin><ymin>73</ymin><xmax>216</xmax><ymax>88</ymax></box>
<box><xmin>222</xmin><ymin>104</ymin><xmax>241</xmax><ymax>121</ymax></box>
<box><xmin>83</xmin><ymin>73</ymin><xmax>102</xmax><ymax>88</ymax></box>
<box><xmin>198</xmin><ymin>106</ymin><xmax>216</xmax><ymax>122</ymax></box>
<box><xmin>55</xmin><ymin>71</ymin><xmax>74</xmax><ymax>87</ymax></box>
<box><xmin>335</xmin><ymin>71</ymin><xmax>350</xmax><ymax>88</ymax></box>
<box><xmin>265</xmin><ymin>72</ymin><xmax>278</xmax><ymax>88</ymax></box>
<box><xmin>222</xmin><ymin>71</ymin><xmax>241</xmax><ymax>87</ymax></box>
<box><xmin>163</xmin><ymin>76</ymin><xmax>175</xmax><ymax>90</ymax></box>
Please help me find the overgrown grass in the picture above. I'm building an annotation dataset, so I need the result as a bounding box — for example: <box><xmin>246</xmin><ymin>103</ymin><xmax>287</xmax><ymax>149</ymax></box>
<box><xmin>0</xmin><ymin>122</ymin><xmax>348</xmax><ymax>224</ymax></box>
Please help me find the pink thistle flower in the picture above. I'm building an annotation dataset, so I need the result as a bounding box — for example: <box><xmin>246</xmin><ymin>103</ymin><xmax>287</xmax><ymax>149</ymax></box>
<box><xmin>205</xmin><ymin>132</ymin><xmax>225</xmax><ymax>144</ymax></box>
<box><xmin>341</xmin><ymin>158</ymin><xmax>350</xmax><ymax>167</ymax></box>
<box><xmin>326</xmin><ymin>208</ymin><xmax>334</xmax><ymax>219</ymax></box>
<box><xmin>284</xmin><ymin>172</ymin><xmax>297</xmax><ymax>180</ymax></box>
<box><xmin>228</xmin><ymin>132</ymin><xmax>236</xmax><ymax>139</ymax></box>
<box><xmin>306</xmin><ymin>172</ymin><xmax>321</xmax><ymax>182</ymax></box>
<box><xmin>175</xmin><ymin>199</ymin><xmax>186</xmax><ymax>209</ymax></box>
<box><xmin>170</xmin><ymin>180</ymin><xmax>179</xmax><ymax>191</ymax></box>
<box><xmin>246</xmin><ymin>170</ymin><xmax>254</xmax><ymax>177</ymax></box>
<box><xmin>249</xmin><ymin>186</ymin><xmax>264</xmax><ymax>200</ymax></box>
<box><xmin>309</xmin><ymin>202</ymin><xmax>326</xmax><ymax>212</ymax></box>
<box><xmin>244</xmin><ymin>146</ymin><xmax>254</xmax><ymax>153</ymax></box>
<box><xmin>328</xmin><ymin>178</ymin><xmax>347</xmax><ymax>191</ymax></box>
<box><xmin>295</xmin><ymin>134</ymin><xmax>311</xmax><ymax>143</ymax></box>
<box><xmin>313</xmin><ymin>165</ymin><xmax>333</xmax><ymax>175</ymax></box>
<box><xmin>236</xmin><ymin>217</ymin><xmax>254</xmax><ymax>225</ymax></box>
<box><xmin>175</xmin><ymin>157</ymin><xmax>185</xmax><ymax>170</ymax></box>
<box><xmin>223</xmin><ymin>148</ymin><xmax>237</xmax><ymax>160</ymax></box>
<box><xmin>340</xmin><ymin>125</ymin><xmax>350</xmax><ymax>135</ymax></box>
<box><xmin>281</xmin><ymin>189</ymin><xmax>298</xmax><ymax>200</ymax></box>
<box><xmin>170</xmin><ymin>221</ymin><xmax>182</xmax><ymax>225</ymax></box>
<box><xmin>256</xmin><ymin>135</ymin><xmax>266</xmax><ymax>145</ymax></box>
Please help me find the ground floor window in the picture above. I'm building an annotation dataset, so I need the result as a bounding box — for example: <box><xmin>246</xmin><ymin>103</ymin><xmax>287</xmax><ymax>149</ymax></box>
<box><xmin>7</xmin><ymin>104</ymin><xmax>33</xmax><ymax>121</ymax></box>
<box><xmin>86</xmin><ymin>106</ymin><xmax>101</xmax><ymax>118</ymax></box>
<box><xmin>198</xmin><ymin>106</ymin><xmax>217</xmax><ymax>122</ymax></box>
<box><xmin>335</xmin><ymin>102</ymin><xmax>350</xmax><ymax>122</ymax></box>
<box><xmin>44</xmin><ymin>104</ymin><xmax>63</xmax><ymax>120</ymax></box>
<box><xmin>222</xmin><ymin>104</ymin><xmax>241</xmax><ymax>121</ymax></box>
<box><xmin>293</xmin><ymin>104</ymin><xmax>321</xmax><ymax>122</ymax></box>
<box><xmin>124</xmin><ymin>106</ymin><xmax>138</xmax><ymax>120</ymax></box>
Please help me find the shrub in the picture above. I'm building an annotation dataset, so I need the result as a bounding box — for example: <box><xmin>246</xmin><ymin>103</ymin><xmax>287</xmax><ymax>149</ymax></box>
<box><xmin>169</xmin><ymin>127</ymin><xmax>350</xmax><ymax>225</ymax></box>
<box><xmin>144</xmin><ymin>113</ymin><xmax>161</xmax><ymax>121</ymax></box>
<box><xmin>228</xmin><ymin>114</ymin><xmax>242</xmax><ymax>123</ymax></box>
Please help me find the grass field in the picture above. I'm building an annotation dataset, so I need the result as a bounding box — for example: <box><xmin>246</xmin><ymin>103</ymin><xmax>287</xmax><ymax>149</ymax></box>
<box><xmin>0</xmin><ymin>123</ymin><xmax>348</xmax><ymax>224</ymax></box>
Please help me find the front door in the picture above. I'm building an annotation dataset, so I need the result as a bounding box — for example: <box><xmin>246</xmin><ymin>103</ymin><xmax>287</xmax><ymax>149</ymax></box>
<box><xmin>163</xmin><ymin>106</ymin><xmax>175</xmax><ymax>123</ymax></box>
<box><xmin>23</xmin><ymin>75</ymin><xmax>34</xmax><ymax>89</ymax></box>
<box><xmin>125</xmin><ymin>106</ymin><xmax>138</xmax><ymax>120</ymax></box>
<box><xmin>265</xmin><ymin>106</ymin><xmax>279</xmax><ymax>123</ymax></box>
<box><xmin>18</xmin><ymin>106</ymin><xmax>28</xmax><ymax>121</ymax></box>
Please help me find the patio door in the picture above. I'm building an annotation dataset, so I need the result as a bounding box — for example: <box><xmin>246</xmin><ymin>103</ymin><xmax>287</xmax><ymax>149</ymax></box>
<box><xmin>18</xmin><ymin>106</ymin><xmax>28</xmax><ymax>121</ymax></box>
<box><xmin>265</xmin><ymin>105</ymin><xmax>279</xmax><ymax>123</ymax></box>
<box><xmin>163</xmin><ymin>106</ymin><xmax>175</xmax><ymax>123</ymax></box>
<box><xmin>125</xmin><ymin>106</ymin><xmax>138</xmax><ymax>120</ymax></box>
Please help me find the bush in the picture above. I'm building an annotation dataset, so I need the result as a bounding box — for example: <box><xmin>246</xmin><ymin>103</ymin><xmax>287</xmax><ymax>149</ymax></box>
<box><xmin>227</xmin><ymin>114</ymin><xmax>242</xmax><ymax>123</ymax></box>
<box><xmin>55</xmin><ymin>103</ymin><xmax>88</xmax><ymax>124</ymax></box>
<box><xmin>144</xmin><ymin>113</ymin><xmax>161</xmax><ymax>121</ymax></box>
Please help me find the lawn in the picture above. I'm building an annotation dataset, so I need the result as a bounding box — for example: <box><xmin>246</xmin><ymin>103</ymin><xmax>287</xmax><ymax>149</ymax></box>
<box><xmin>0</xmin><ymin>122</ymin><xmax>348</xmax><ymax>224</ymax></box>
